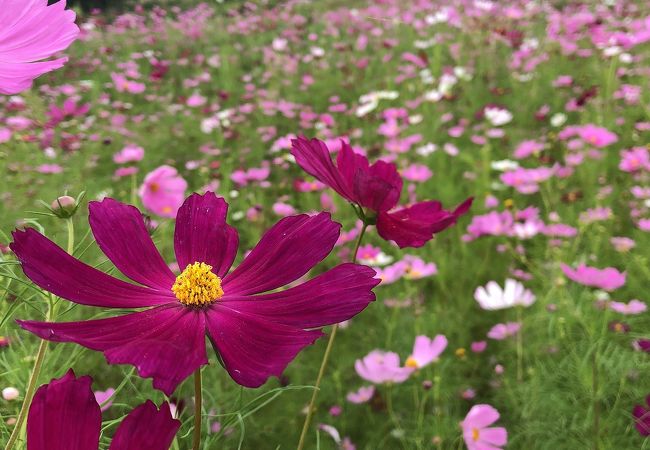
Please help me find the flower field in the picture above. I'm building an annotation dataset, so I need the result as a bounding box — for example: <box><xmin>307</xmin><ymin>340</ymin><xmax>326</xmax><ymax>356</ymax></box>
<box><xmin>1</xmin><ymin>0</ymin><xmax>650</xmax><ymax>449</ymax></box>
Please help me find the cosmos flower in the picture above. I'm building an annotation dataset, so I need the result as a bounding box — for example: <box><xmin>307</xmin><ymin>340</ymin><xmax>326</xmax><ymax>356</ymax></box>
<box><xmin>609</xmin><ymin>299</ymin><xmax>646</xmax><ymax>315</ymax></box>
<box><xmin>291</xmin><ymin>137</ymin><xmax>472</xmax><ymax>248</ymax></box>
<box><xmin>461</xmin><ymin>404</ymin><xmax>508</xmax><ymax>450</ymax></box>
<box><xmin>346</xmin><ymin>386</ymin><xmax>375</xmax><ymax>404</ymax></box>
<box><xmin>487</xmin><ymin>322</ymin><xmax>521</xmax><ymax>340</ymax></box>
<box><xmin>139</xmin><ymin>165</ymin><xmax>187</xmax><ymax>218</ymax></box>
<box><xmin>354</xmin><ymin>350</ymin><xmax>412</xmax><ymax>384</ymax></box>
<box><xmin>27</xmin><ymin>370</ymin><xmax>179</xmax><ymax>450</ymax></box>
<box><xmin>0</xmin><ymin>0</ymin><xmax>79</xmax><ymax>95</ymax></box>
<box><xmin>560</xmin><ymin>263</ymin><xmax>626</xmax><ymax>291</ymax></box>
<box><xmin>474</xmin><ymin>279</ymin><xmax>536</xmax><ymax>310</ymax></box>
<box><xmin>404</xmin><ymin>335</ymin><xmax>448</xmax><ymax>369</ymax></box>
<box><xmin>13</xmin><ymin>192</ymin><xmax>379</xmax><ymax>395</ymax></box>
<box><xmin>633</xmin><ymin>395</ymin><xmax>650</xmax><ymax>436</ymax></box>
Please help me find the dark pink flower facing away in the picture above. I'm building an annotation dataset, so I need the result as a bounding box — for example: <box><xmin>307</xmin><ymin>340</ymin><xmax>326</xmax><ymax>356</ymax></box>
<box><xmin>0</xmin><ymin>0</ymin><xmax>80</xmax><ymax>95</ymax></box>
<box><xmin>633</xmin><ymin>395</ymin><xmax>650</xmax><ymax>436</ymax></box>
<box><xmin>291</xmin><ymin>137</ymin><xmax>472</xmax><ymax>248</ymax></box>
<box><xmin>27</xmin><ymin>369</ymin><xmax>179</xmax><ymax>450</ymax></box>
<box><xmin>13</xmin><ymin>192</ymin><xmax>379</xmax><ymax>395</ymax></box>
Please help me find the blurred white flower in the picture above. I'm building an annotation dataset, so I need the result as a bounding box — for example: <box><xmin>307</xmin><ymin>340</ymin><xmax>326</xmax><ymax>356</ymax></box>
<box><xmin>475</xmin><ymin>279</ymin><xmax>536</xmax><ymax>310</ymax></box>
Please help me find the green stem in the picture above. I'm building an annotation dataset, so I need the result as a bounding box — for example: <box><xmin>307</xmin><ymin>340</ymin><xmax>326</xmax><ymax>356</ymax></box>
<box><xmin>516</xmin><ymin>306</ymin><xmax>523</xmax><ymax>382</ymax></box>
<box><xmin>5</xmin><ymin>219</ymin><xmax>74</xmax><ymax>450</ymax></box>
<box><xmin>296</xmin><ymin>222</ymin><xmax>368</xmax><ymax>450</ymax></box>
<box><xmin>192</xmin><ymin>369</ymin><xmax>203</xmax><ymax>450</ymax></box>
<box><xmin>130</xmin><ymin>172</ymin><xmax>138</xmax><ymax>206</ymax></box>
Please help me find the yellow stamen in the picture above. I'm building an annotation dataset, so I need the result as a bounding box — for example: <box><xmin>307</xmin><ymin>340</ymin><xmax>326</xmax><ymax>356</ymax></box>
<box><xmin>172</xmin><ymin>262</ymin><xmax>223</xmax><ymax>307</ymax></box>
<box><xmin>472</xmin><ymin>428</ymin><xmax>480</xmax><ymax>441</ymax></box>
<box><xmin>405</xmin><ymin>356</ymin><xmax>419</xmax><ymax>368</ymax></box>
<box><xmin>455</xmin><ymin>348</ymin><xmax>466</xmax><ymax>358</ymax></box>
<box><xmin>149</xmin><ymin>182</ymin><xmax>160</xmax><ymax>193</ymax></box>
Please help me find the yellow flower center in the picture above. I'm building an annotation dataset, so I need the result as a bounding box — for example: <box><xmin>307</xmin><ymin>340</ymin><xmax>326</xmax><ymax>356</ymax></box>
<box><xmin>472</xmin><ymin>428</ymin><xmax>480</xmax><ymax>441</ymax></box>
<box><xmin>405</xmin><ymin>356</ymin><xmax>419</xmax><ymax>368</ymax></box>
<box><xmin>172</xmin><ymin>262</ymin><xmax>223</xmax><ymax>307</ymax></box>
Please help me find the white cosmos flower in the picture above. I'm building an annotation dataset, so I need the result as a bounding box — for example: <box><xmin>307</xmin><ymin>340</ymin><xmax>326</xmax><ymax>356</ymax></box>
<box><xmin>474</xmin><ymin>279</ymin><xmax>536</xmax><ymax>310</ymax></box>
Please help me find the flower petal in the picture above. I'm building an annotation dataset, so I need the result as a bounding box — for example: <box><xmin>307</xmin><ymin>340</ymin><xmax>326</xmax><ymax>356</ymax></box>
<box><xmin>18</xmin><ymin>305</ymin><xmax>207</xmax><ymax>396</ymax></box>
<box><xmin>353</xmin><ymin>159</ymin><xmax>402</xmax><ymax>212</ymax></box>
<box><xmin>223</xmin><ymin>213</ymin><xmax>340</xmax><ymax>295</ymax></box>
<box><xmin>222</xmin><ymin>263</ymin><xmax>378</xmax><ymax>328</ymax></box>
<box><xmin>205</xmin><ymin>307</ymin><xmax>323</xmax><ymax>387</ymax></box>
<box><xmin>11</xmin><ymin>228</ymin><xmax>173</xmax><ymax>308</ymax></box>
<box><xmin>109</xmin><ymin>401</ymin><xmax>180</xmax><ymax>450</ymax></box>
<box><xmin>376</xmin><ymin>198</ymin><xmax>472</xmax><ymax>248</ymax></box>
<box><xmin>27</xmin><ymin>369</ymin><xmax>101</xmax><ymax>450</ymax></box>
<box><xmin>291</xmin><ymin>137</ymin><xmax>355</xmax><ymax>202</ymax></box>
<box><xmin>89</xmin><ymin>198</ymin><xmax>175</xmax><ymax>291</ymax></box>
<box><xmin>174</xmin><ymin>192</ymin><xmax>238</xmax><ymax>277</ymax></box>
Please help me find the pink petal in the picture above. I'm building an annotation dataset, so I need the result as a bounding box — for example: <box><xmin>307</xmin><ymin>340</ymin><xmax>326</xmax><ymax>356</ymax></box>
<box><xmin>109</xmin><ymin>401</ymin><xmax>180</xmax><ymax>450</ymax></box>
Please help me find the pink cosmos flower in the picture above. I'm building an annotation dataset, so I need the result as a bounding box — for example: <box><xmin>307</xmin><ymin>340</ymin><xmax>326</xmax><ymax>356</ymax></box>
<box><xmin>13</xmin><ymin>193</ymin><xmax>379</xmax><ymax>394</ymax></box>
<box><xmin>609</xmin><ymin>299</ymin><xmax>647</xmax><ymax>315</ymax></box>
<box><xmin>405</xmin><ymin>335</ymin><xmax>448</xmax><ymax>369</ymax></box>
<box><xmin>619</xmin><ymin>147</ymin><xmax>650</xmax><ymax>172</ymax></box>
<box><xmin>560</xmin><ymin>263</ymin><xmax>626</xmax><ymax>291</ymax></box>
<box><xmin>291</xmin><ymin>137</ymin><xmax>472</xmax><ymax>248</ymax></box>
<box><xmin>354</xmin><ymin>350</ymin><xmax>412</xmax><ymax>384</ymax></box>
<box><xmin>577</xmin><ymin>124</ymin><xmax>618</xmax><ymax>148</ymax></box>
<box><xmin>114</xmin><ymin>144</ymin><xmax>145</xmax><ymax>164</ymax></box>
<box><xmin>402</xmin><ymin>255</ymin><xmax>437</xmax><ymax>279</ymax></box>
<box><xmin>139</xmin><ymin>165</ymin><xmax>187</xmax><ymax>218</ymax></box>
<box><xmin>487</xmin><ymin>322</ymin><xmax>521</xmax><ymax>340</ymax></box>
<box><xmin>633</xmin><ymin>395</ymin><xmax>650</xmax><ymax>436</ymax></box>
<box><xmin>0</xmin><ymin>0</ymin><xmax>79</xmax><ymax>95</ymax></box>
<box><xmin>346</xmin><ymin>386</ymin><xmax>375</xmax><ymax>404</ymax></box>
<box><xmin>111</xmin><ymin>73</ymin><xmax>146</xmax><ymax>94</ymax></box>
<box><xmin>461</xmin><ymin>404</ymin><xmax>508</xmax><ymax>450</ymax></box>
<box><xmin>27</xmin><ymin>370</ymin><xmax>179</xmax><ymax>450</ymax></box>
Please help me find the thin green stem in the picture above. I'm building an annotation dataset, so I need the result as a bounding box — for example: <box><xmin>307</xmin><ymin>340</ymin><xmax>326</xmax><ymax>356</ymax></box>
<box><xmin>192</xmin><ymin>369</ymin><xmax>203</xmax><ymax>450</ymax></box>
<box><xmin>296</xmin><ymin>221</ymin><xmax>368</xmax><ymax>450</ymax></box>
<box><xmin>5</xmin><ymin>219</ymin><xmax>74</xmax><ymax>450</ymax></box>
<box><xmin>516</xmin><ymin>306</ymin><xmax>523</xmax><ymax>382</ymax></box>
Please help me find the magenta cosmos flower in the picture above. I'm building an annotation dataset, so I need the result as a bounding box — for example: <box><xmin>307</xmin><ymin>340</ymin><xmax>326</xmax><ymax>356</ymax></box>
<box><xmin>13</xmin><ymin>192</ymin><xmax>379</xmax><ymax>395</ymax></box>
<box><xmin>291</xmin><ymin>137</ymin><xmax>472</xmax><ymax>248</ymax></box>
<box><xmin>28</xmin><ymin>370</ymin><xmax>179</xmax><ymax>450</ymax></box>
<box><xmin>461</xmin><ymin>404</ymin><xmax>507</xmax><ymax>450</ymax></box>
<box><xmin>633</xmin><ymin>395</ymin><xmax>650</xmax><ymax>436</ymax></box>
<box><xmin>560</xmin><ymin>263</ymin><xmax>626</xmax><ymax>291</ymax></box>
<box><xmin>0</xmin><ymin>0</ymin><xmax>79</xmax><ymax>95</ymax></box>
<box><xmin>139</xmin><ymin>165</ymin><xmax>187</xmax><ymax>218</ymax></box>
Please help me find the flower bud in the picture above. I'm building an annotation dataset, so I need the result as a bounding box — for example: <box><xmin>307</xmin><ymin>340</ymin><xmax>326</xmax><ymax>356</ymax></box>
<box><xmin>50</xmin><ymin>195</ymin><xmax>77</xmax><ymax>218</ymax></box>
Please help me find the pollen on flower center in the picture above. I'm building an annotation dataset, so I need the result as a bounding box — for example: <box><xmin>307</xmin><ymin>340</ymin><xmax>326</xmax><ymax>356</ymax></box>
<box><xmin>405</xmin><ymin>356</ymin><xmax>419</xmax><ymax>368</ymax></box>
<box><xmin>172</xmin><ymin>262</ymin><xmax>223</xmax><ymax>307</ymax></box>
<box><xmin>472</xmin><ymin>428</ymin><xmax>480</xmax><ymax>441</ymax></box>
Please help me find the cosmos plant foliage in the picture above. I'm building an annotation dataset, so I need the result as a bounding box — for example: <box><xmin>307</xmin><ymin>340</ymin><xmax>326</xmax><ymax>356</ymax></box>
<box><xmin>1</xmin><ymin>0</ymin><xmax>650</xmax><ymax>449</ymax></box>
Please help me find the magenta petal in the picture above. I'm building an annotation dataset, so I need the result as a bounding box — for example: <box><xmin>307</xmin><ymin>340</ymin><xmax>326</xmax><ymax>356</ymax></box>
<box><xmin>18</xmin><ymin>305</ymin><xmax>207</xmax><ymax>396</ymax></box>
<box><xmin>336</xmin><ymin>140</ymin><xmax>369</xmax><ymax>188</ymax></box>
<box><xmin>222</xmin><ymin>263</ymin><xmax>378</xmax><ymax>328</ymax></box>
<box><xmin>27</xmin><ymin>369</ymin><xmax>101</xmax><ymax>450</ymax></box>
<box><xmin>109</xmin><ymin>401</ymin><xmax>180</xmax><ymax>450</ymax></box>
<box><xmin>353</xmin><ymin>160</ymin><xmax>402</xmax><ymax>212</ymax></box>
<box><xmin>223</xmin><ymin>213</ymin><xmax>341</xmax><ymax>295</ymax></box>
<box><xmin>291</xmin><ymin>137</ymin><xmax>355</xmax><ymax>202</ymax></box>
<box><xmin>89</xmin><ymin>198</ymin><xmax>175</xmax><ymax>291</ymax></box>
<box><xmin>206</xmin><ymin>307</ymin><xmax>323</xmax><ymax>387</ymax></box>
<box><xmin>174</xmin><ymin>192</ymin><xmax>238</xmax><ymax>277</ymax></box>
<box><xmin>376</xmin><ymin>198</ymin><xmax>472</xmax><ymax>248</ymax></box>
<box><xmin>11</xmin><ymin>228</ymin><xmax>172</xmax><ymax>308</ymax></box>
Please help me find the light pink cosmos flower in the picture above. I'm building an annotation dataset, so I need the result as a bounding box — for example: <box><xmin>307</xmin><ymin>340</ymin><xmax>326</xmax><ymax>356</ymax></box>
<box><xmin>405</xmin><ymin>335</ymin><xmax>447</xmax><ymax>369</ymax></box>
<box><xmin>0</xmin><ymin>0</ymin><xmax>79</xmax><ymax>95</ymax></box>
<box><xmin>609</xmin><ymin>300</ymin><xmax>646</xmax><ymax>315</ymax></box>
<box><xmin>487</xmin><ymin>322</ymin><xmax>521</xmax><ymax>340</ymax></box>
<box><xmin>113</xmin><ymin>144</ymin><xmax>144</xmax><ymax>164</ymax></box>
<box><xmin>474</xmin><ymin>279</ymin><xmax>535</xmax><ymax>310</ymax></box>
<box><xmin>346</xmin><ymin>386</ymin><xmax>375</xmax><ymax>404</ymax></box>
<box><xmin>461</xmin><ymin>404</ymin><xmax>508</xmax><ymax>450</ymax></box>
<box><xmin>619</xmin><ymin>147</ymin><xmax>650</xmax><ymax>172</ymax></box>
<box><xmin>354</xmin><ymin>350</ymin><xmax>412</xmax><ymax>384</ymax></box>
<box><xmin>560</xmin><ymin>264</ymin><xmax>626</xmax><ymax>291</ymax></box>
<box><xmin>577</xmin><ymin>124</ymin><xmax>618</xmax><ymax>148</ymax></box>
<box><xmin>139</xmin><ymin>165</ymin><xmax>187</xmax><ymax>218</ymax></box>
